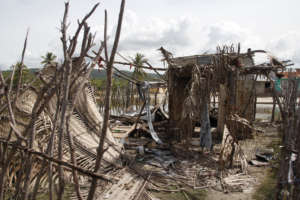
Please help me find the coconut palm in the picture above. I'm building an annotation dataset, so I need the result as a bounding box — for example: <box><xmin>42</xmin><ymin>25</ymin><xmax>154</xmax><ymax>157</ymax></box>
<box><xmin>131</xmin><ymin>53</ymin><xmax>148</xmax><ymax>81</ymax></box>
<box><xmin>10</xmin><ymin>62</ymin><xmax>33</xmax><ymax>88</ymax></box>
<box><xmin>41</xmin><ymin>52</ymin><xmax>57</xmax><ymax>65</ymax></box>
<box><xmin>129</xmin><ymin>53</ymin><xmax>148</xmax><ymax>109</ymax></box>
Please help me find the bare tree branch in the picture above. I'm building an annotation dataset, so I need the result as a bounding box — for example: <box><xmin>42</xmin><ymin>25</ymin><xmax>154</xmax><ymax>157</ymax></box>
<box><xmin>68</xmin><ymin>3</ymin><xmax>99</xmax><ymax>56</ymax></box>
<box><xmin>104</xmin><ymin>10</ymin><xmax>109</xmax><ymax>63</ymax></box>
<box><xmin>57</xmin><ymin>2</ymin><xmax>72</xmax><ymax>199</ymax></box>
<box><xmin>0</xmin><ymin>139</ymin><xmax>112</xmax><ymax>182</ymax></box>
<box><xmin>87</xmin><ymin>1</ymin><xmax>125</xmax><ymax>199</ymax></box>
<box><xmin>15</xmin><ymin>29</ymin><xmax>29</xmax><ymax>100</ymax></box>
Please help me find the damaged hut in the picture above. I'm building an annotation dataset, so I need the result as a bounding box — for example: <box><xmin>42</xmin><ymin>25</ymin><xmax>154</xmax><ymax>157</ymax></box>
<box><xmin>163</xmin><ymin>46</ymin><xmax>291</xmax><ymax>151</ymax></box>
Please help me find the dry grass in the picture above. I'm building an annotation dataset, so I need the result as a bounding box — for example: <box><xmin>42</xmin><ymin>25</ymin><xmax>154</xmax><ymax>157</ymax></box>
<box><xmin>251</xmin><ymin>126</ymin><xmax>281</xmax><ymax>200</ymax></box>
<box><xmin>152</xmin><ymin>187</ymin><xmax>207</xmax><ymax>200</ymax></box>
<box><xmin>252</xmin><ymin>167</ymin><xmax>277</xmax><ymax>200</ymax></box>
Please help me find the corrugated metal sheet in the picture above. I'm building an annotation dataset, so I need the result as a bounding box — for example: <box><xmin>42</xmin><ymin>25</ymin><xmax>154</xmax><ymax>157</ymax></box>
<box><xmin>241</xmin><ymin>57</ymin><xmax>254</xmax><ymax>68</ymax></box>
<box><xmin>196</xmin><ymin>55</ymin><xmax>212</xmax><ymax>65</ymax></box>
<box><xmin>173</xmin><ymin>54</ymin><xmax>253</xmax><ymax>67</ymax></box>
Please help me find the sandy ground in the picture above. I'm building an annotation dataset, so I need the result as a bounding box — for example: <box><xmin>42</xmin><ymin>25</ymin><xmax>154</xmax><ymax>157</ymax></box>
<box><xmin>205</xmin><ymin>122</ymin><xmax>279</xmax><ymax>200</ymax></box>
<box><xmin>206</xmin><ymin>190</ymin><xmax>253</xmax><ymax>200</ymax></box>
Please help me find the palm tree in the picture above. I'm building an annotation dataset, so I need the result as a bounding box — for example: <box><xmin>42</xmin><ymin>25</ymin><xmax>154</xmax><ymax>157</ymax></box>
<box><xmin>10</xmin><ymin>62</ymin><xmax>33</xmax><ymax>88</ymax></box>
<box><xmin>131</xmin><ymin>53</ymin><xmax>148</xmax><ymax>81</ymax></box>
<box><xmin>41</xmin><ymin>52</ymin><xmax>57</xmax><ymax>65</ymax></box>
<box><xmin>130</xmin><ymin>53</ymin><xmax>148</xmax><ymax>109</ymax></box>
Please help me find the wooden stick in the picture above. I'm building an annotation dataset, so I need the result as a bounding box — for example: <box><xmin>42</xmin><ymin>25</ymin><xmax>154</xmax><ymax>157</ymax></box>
<box><xmin>114</xmin><ymin>60</ymin><xmax>167</xmax><ymax>71</ymax></box>
<box><xmin>0</xmin><ymin>139</ymin><xmax>112</xmax><ymax>182</ymax></box>
<box><xmin>48</xmin><ymin>87</ymin><xmax>61</xmax><ymax>200</ymax></box>
<box><xmin>68</xmin><ymin>3</ymin><xmax>99</xmax><ymax>56</ymax></box>
<box><xmin>15</xmin><ymin>29</ymin><xmax>29</xmax><ymax>101</ymax></box>
<box><xmin>133</xmin><ymin>173</ymin><xmax>151</xmax><ymax>200</ymax></box>
<box><xmin>87</xmin><ymin>1</ymin><xmax>125</xmax><ymax>199</ymax></box>
<box><xmin>104</xmin><ymin>10</ymin><xmax>109</xmax><ymax>63</ymax></box>
<box><xmin>133</xmin><ymin>101</ymin><xmax>146</xmax><ymax>130</ymax></box>
<box><xmin>56</xmin><ymin>3</ymin><xmax>72</xmax><ymax>199</ymax></box>
<box><xmin>145</xmin><ymin>61</ymin><xmax>166</xmax><ymax>81</ymax></box>
<box><xmin>62</xmin><ymin>4</ymin><xmax>103</xmax><ymax>198</ymax></box>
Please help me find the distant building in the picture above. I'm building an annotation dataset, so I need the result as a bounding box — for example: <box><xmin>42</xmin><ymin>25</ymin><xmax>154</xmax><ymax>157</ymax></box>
<box><xmin>148</xmin><ymin>81</ymin><xmax>167</xmax><ymax>94</ymax></box>
<box><xmin>279</xmin><ymin>68</ymin><xmax>300</xmax><ymax>78</ymax></box>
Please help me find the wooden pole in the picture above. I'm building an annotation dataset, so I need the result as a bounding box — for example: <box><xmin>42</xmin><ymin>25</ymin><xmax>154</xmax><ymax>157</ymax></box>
<box><xmin>217</xmin><ymin>84</ymin><xmax>226</xmax><ymax>140</ymax></box>
<box><xmin>87</xmin><ymin>1</ymin><xmax>125</xmax><ymax>199</ymax></box>
<box><xmin>271</xmin><ymin>94</ymin><xmax>276</xmax><ymax>122</ymax></box>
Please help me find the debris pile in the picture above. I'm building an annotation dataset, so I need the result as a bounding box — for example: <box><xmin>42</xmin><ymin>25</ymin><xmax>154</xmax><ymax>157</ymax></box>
<box><xmin>1</xmin><ymin>0</ymin><xmax>298</xmax><ymax>199</ymax></box>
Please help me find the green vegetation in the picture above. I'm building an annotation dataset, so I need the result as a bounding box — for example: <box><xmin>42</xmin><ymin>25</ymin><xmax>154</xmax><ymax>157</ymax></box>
<box><xmin>35</xmin><ymin>184</ymin><xmax>73</xmax><ymax>200</ymax></box>
<box><xmin>91</xmin><ymin>78</ymin><xmax>106</xmax><ymax>91</ymax></box>
<box><xmin>3</xmin><ymin>62</ymin><xmax>38</xmax><ymax>88</ymax></box>
<box><xmin>41</xmin><ymin>52</ymin><xmax>57</xmax><ymax>65</ymax></box>
<box><xmin>253</xmin><ymin>168</ymin><xmax>277</xmax><ymax>200</ymax></box>
<box><xmin>5</xmin><ymin>186</ymin><xmax>71</xmax><ymax>200</ymax></box>
<box><xmin>152</xmin><ymin>187</ymin><xmax>207</xmax><ymax>200</ymax></box>
<box><xmin>2</xmin><ymin>55</ymin><xmax>160</xmax><ymax>98</ymax></box>
<box><xmin>35</xmin><ymin>192</ymin><xmax>70</xmax><ymax>200</ymax></box>
<box><xmin>90</xmin><ymin>69</ymin><xmax>160</xmax><ymax>92</ymax></box>
<box><xmin>2</xmin><ymin>67</ymin><xmax>159</xmax><ymax>94</ymax></box>
<box><xmin>90</xmin><ymin>69</ymin><xmax>159</xmax><ymax>80</ymax></box>
<box><xmin>131</xmin><ymin>53</ymin><xmax>148</xmax><ymax>81</ymax></box>
<box><xmin>253</xmin><ymin>137</ymin><xmax>281</xmax><ymax>200</ymax></box>
<box><xmin>91</xmin><ymin>78</ymin><xmax>128</xmax><ymax>91</ymax></box>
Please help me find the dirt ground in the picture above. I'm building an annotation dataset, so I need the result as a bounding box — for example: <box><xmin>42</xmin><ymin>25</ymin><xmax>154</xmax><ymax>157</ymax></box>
<box><xmin>205</xmin><ymin>122</ymin><xmax>280</xmax><ymax>200</ymax></box>
<box><xmin>146</xmin><ymin>121</ymin><xmax>280</xmax><ymax>200</ymax></box>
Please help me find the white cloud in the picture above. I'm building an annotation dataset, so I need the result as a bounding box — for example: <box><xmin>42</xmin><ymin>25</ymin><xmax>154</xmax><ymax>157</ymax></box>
<box><xmin>1</xmin><ymin>7</ymin><xmax>300</xmax><ymax>70</ymax></box>
<box><xmin>119</xmin><ymin>11</ymin><xmax>192</xmax><ymax>52</ymax></box>
<box><xmin>116</xmin><ymin>15</ymin><xmax>265</xmax><ymax>67</ymax></box>
<box><xmin>202</xmin><ymin>21</ymin><xmax>262</xmax><ymax>51</ymax></box>
<box><xmin>266</xmin><ymin>31</ymin><xmax>300</xmax><ymax>66</ymax></box>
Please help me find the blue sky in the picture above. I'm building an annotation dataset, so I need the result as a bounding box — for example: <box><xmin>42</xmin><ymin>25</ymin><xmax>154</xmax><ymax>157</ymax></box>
<box><xmin>0</xmin><ymin>0</ymin><xmax>300</xmax><ymax>69</ymax></box>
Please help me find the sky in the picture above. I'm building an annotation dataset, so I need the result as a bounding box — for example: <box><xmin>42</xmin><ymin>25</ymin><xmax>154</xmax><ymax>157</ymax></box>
<box><xmin>1</xmin><ymin>0</ymin><xmax>300</xmax><ymax>70</ymax></box>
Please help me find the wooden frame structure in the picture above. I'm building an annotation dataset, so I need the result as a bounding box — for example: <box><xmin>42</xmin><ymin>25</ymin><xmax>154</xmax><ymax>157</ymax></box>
<box><xmin>166</xmin><ymin>47</ymin><xmax>291</xmax><ymax>141</ymax></box>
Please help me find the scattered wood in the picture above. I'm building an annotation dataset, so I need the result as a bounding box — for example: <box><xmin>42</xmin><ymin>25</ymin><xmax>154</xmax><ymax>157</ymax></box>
<box><xmin>0</xmin><ymin>4</ymin><xmax>295</xmax><ymax>198</ymax></box>
<box><xmin>227</xmin><ymin>114</ymin><xmax>254</xmax><ymax>140</ymax></box>
<box><xmin>249</xmin><ymin>160</ymin><xmax>269</xmax><ymax>167</ymax></box>
<box><xmin>0</xmin><ymin>139</ymin><xmax>113</xmax><ymax>182</ymax></box>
